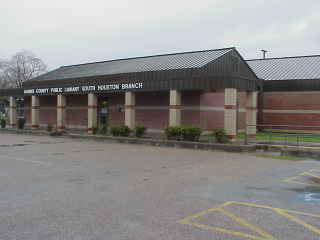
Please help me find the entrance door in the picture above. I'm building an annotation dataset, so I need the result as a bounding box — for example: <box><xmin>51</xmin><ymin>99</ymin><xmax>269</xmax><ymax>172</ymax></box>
<box><xmin>97</xmin><ymin>97</ymin><xmax>109</xmax><ymax>127</ymax></box>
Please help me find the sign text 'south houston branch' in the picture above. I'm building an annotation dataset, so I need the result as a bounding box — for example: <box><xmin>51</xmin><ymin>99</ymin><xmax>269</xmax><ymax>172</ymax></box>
<box><xmin>23</xmin><ymin>82</ymin><xmax>144</xmax><ymax>95</ymax></box>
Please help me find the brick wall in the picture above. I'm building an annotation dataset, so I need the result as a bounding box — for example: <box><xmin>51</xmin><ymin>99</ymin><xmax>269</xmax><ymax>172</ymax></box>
<box><xmin>136</xmin><ymin>91</ymin><xmax>169</xmax><ymax>129</ymax></box>
<box><xmin>181</xmin><ymin>91</ymin><xmax>200</xmax><ymax>127</ymax></box>
<box><xmin>39</xmin><ymin>96</ymin><xmax>57</xmax><ymax>127</ymax></box>
<box><xmin>199</xmin><ymin>91</ymin><xmax>225</xmax><ymax>130</ymax></box>
<box><xmin>260</xmin><ymin>91</ymin><xmax>320</xmax><ymax>131</ymax></box>
<box><xmin>65</xmin><ymin>95</ymin><xmax>87</xmax><ymax>129</ymax></box>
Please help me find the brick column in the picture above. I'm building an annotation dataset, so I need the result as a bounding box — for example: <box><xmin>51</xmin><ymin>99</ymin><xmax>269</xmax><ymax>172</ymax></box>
<box><xmin>169</xmin><ymin>90</ymin><xmax>181</xmax><ymax>126</ymax></box>
<box><xmin>246</xmin><ymin>91</ymin><xmax>258</xmax><ymax>136</ymax></box>
<box><xmin>31</xmin><ymin>95</ymin><xmax>40</xmax><ymax>129</ymax></box>
<box><xmin>125</xmin><ymin>92</ymin><xmax>135</xmax><ymax>129</ymax></box>
<box><xmin>57</xmin><ymin>94</ymin><xmax>66</xmax><ymax>131</ymax></box>
<box><xmin>88</xmin><ymin>93</ymin><xmax>98</xmax><ymax>133</ymax></box>
<box><xmin>224</xmin><ymin>88</ymin><xmax>237</xmax><ymax>140</ymax></box>
<box><xmin>9</xmin><ymin>96</ymin><xmax>16</xmax><ymax>128</ymax></box>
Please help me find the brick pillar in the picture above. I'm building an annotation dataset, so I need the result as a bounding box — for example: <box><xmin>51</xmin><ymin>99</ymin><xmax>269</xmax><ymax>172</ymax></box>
<box><xmin>224</xmin><ymin>88</ymin><xmax>237</xmax><ymax>140</ymax></box>
<box><xmin>9</xmin><ymin>96</ymin><xmax>16</xmax><ymax>128</ymax></box>
<box><xmin>125</xmin><ymin>92</ymin><xmax>135</xmax><ymax>129</ymax></box>
<box><xmin>31</xmin><ymin>95</ymin><xmax>40</xmax><ymax>129</ymax></box>
<box><xmin>88</xmin><ymin>93</ymin><xmax>98</xmax><ymax>133</ymax></box>
<box><xmin>169</xmin><ymin>90</ymin><xmax>181</xmax><ymax>126</ymax></box>
<box><xmin>57</xmin><ymin>94</ymin><xmax>66</xmax><ymax>131</ymax></box>
<box><xmin>246</xmin><ymin>91</ymin><xmax>258</xmax><ymax>137</ymax></box>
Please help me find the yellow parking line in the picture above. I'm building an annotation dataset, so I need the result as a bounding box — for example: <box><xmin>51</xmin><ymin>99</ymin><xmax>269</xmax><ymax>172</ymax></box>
<box><xmin>282</xmin><ymin>168</ymin><xmax>320</xmax><ymax>186</ymax></box>
<box><xmin>220</xmin><ymin>208</ymin><xmax>276</xmax><ymax>240</ymax></box>
<box><xmin>229</xmin><ymin>201</ymin><xmax>320</xmax><ymax>218</ymax></box>
<box><xmin>189</xmin><ymin>222</ymin><xmax>268</xmax><ymax>240</ymax></box>
<box><xmin>178</xmin><ymin>201</ymin><xmax>320</xmax><ymax>239</ymax></box>
<box><xmin>178</xmin><ymin>201</ymin><xmax>233</xmax><ymax>225</ymax></box>
<box><xmin>274</xmin><ymin>209</ymin><xmax>320</xmax><ymax>235</ymax></box>
<box><xmin>303</xmin><ymin>172</ymin><xmax>320</xmax><ymax>179</ymax></box>
<box><xmin>178</xmin><ymin>207</ymin><xmax>218</xmax><ymax>225</ymax></box>
<box><xmin>283</xmin><ymin>179</ymin><xmax>320</xmax><ymax>187</ymax></box>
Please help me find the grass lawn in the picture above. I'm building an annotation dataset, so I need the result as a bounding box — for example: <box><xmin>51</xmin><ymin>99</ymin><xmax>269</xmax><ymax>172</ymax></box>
<box><xmin>238</xmin><ymin>132</ymin><xmax>320</xmax><ymax>143</ymax></box>
<box><xmin>255</xmin><ymin>154</ymin><xmax>303</xmax><ymax>161</ymax></box>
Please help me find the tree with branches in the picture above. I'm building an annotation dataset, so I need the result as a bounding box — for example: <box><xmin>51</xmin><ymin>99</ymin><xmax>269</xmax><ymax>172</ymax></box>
<box><xmin>0</xmin><ymin>51</ymin><xmax>47</xmax><ymax>88</ymax></box>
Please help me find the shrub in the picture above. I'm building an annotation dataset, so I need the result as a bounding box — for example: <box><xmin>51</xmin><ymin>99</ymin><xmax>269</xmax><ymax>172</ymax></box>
<box><xmin>165</xmin><ymin>126</ymin><xmax>183</xmax><ymax>140</ymax></box>
<box><xmin>92</xmin><ymin>126</ymin><xmax>98</xmax><ymax>135</ymax></box>
<box><xmin>47</xmin><ymin>124</ymin><xmax>53</xmax><ymax>132</ymax></box>
<box><xmin>181</xmin><ymin>126</ymin><xmax>202</xmax><ymax>142</ymax></box>
<box><xmin>17</xmin><ymin>118</ymin><xmax>25</xmax><ymax>129</ymax></box>
<box><xmin>110</xmin><ymin>125</ymin><xmax>131</xmax><ymax>137</ymax></box>
<box><xmin>135</xmin><ymin>125</ymin><xmax>146</xmax><ymax>138</ymax></box>
<box><xmin>99</xmin><ymin>124</ymin><xmax>108</xmax><ymax>135</ymax></box>
<box><xmin>0</xmin><ymin>118</ymin><xmax>6</xmax><ymax>128</ymax></box>
<box><xmin>212</xmin><ymin>128</ymin><xmax>228</xmax><ymax>143</ymax></box>
<box><xmin>100</xmin><ymin>115</ymin><xmax>107</xmax><ymax>125</ymax></box>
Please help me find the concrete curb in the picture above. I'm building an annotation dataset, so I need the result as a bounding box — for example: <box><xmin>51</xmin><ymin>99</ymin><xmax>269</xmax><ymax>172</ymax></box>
<box><xmin>281</xmin><ymin>147</ymin><xmax>320</xmax><ymax>160</ymax></box>
<box><xmin>0</xmin><ymin>128</ymin><xmax>255</xmax><ymax>153</ymax></box>
<box><xmin>68</xmin><ymin>133</ymin><xmax>256</xmax><ymax>153</ymax></box>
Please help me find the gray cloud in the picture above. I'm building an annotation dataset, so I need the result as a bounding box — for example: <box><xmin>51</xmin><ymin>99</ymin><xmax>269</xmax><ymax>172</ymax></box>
<box><xmin>1</xmin><ymin>0</ymin><xmax>320</xmax><ymax>70</ymax></box>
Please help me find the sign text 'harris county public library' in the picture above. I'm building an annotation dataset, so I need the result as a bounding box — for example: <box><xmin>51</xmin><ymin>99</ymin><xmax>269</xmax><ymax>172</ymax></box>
<box><xmin>23</xmin><ymin>82</ymin><xmax>144</xmax><ymax>95</ymax></box>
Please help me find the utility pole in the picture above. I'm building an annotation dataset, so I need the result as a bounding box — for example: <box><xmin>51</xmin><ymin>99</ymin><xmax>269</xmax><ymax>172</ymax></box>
<box><xmin>261</xmin><ymin>49</ymin><xmax>268</xmax><ymax>59</ymax></box>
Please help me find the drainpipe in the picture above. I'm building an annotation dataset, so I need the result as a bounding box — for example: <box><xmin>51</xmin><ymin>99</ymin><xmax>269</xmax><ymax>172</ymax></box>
<box><xmin>258</xmin><ymin>80</ymin><xmax>264</xmax><ymax>131</ymax></box>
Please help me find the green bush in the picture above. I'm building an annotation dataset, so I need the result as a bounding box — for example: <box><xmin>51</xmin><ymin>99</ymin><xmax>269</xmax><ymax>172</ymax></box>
<box><xmin>110</xmin><ymin>125</ymin><xmax>131</xmax><ymax>137</ymax></box>
<box><xmin>212</xmin><ymin>128</ymin><xmax>228</xmax><ymax>143</ymax></box>
<box><xmin>0</xmin><ymin>118</ymin><xmax>6</xmax><ymax>128</ymax></box>
<box><xmin>99</xmin><ymin>124</ymin><xmax>108</xmax><ymax>135</ymax></box>
<box><xmin>47</xmin><ymin>124</ymin><xmax>53</xmax><ymax>132</ymax></box>
<box><xmin>100</xmin><ymin>115</ymin><xmax>107</xmax><ymax>125</ymax></box>
<box><xmin>135</xmin><ymin>125</ymin><xmax>146</xmax><ymax>138</ymax></box>
<box><xmin>17</xmin><ymin>118</ymin><xmax>25</xmax><ymax>129</ymax></box>
<box><xmin>92</xmin><ymin>126</ymin><xmax>98</xmax><ymax>135</ymax></box>
<box><xmin>165</xmin><ymin>126</ymin><xmax>183</xmax><ymax>140</ymax></box>
<box><xmin>181</xmin><ymin>126</ymin><xmax>202</xmax><ymax>142</ymax></box>
<box><xmin>165</xmin><ymin>126</ymin><xmax>202</xmax><ymax>141</ymax></box>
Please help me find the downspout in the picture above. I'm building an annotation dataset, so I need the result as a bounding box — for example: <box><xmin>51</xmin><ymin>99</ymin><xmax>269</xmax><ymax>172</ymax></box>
<box><xmin>257</xmin><ymin>79</ymin><xmax>264</xmax><ymax>131</ymax></box>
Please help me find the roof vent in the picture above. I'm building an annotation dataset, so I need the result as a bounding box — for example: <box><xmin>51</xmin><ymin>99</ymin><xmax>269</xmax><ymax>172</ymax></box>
<box><xmin>261</xmin><ymin>49</ymin><xmax>268</xmax><ymax>59</ymax></box>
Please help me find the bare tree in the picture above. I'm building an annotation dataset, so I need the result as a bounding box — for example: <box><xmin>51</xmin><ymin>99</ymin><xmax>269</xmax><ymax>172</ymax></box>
<box><xmin>0</xmin><ymin>60</ymin><xmax>13</xmax><ymax>88</ymax></box>
<box><xmin>0</xmin><ymin>51</ymin><xmax>47</xmax><ymax>88</ymax></box>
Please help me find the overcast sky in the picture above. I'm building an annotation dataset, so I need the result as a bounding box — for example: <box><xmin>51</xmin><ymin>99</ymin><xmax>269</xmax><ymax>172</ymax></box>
<box><xmin>1</xmin><ymin>0</ymin><xmax>320</xmax><ymax>70</ymax></box>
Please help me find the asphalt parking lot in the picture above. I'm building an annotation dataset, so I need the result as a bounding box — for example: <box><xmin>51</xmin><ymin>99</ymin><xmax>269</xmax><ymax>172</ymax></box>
<box><xmin>1</xmin><ymin>133</ymin><xmax>320</xmax><ymax>239</ymax></box>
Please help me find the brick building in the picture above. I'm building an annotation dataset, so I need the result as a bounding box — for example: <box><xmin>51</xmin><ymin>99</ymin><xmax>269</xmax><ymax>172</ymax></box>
<box><xmin>248</xmin><ymin>55</ymin><xmax>320</xmax><ymax>132</ymax></box>
<box><xmin>5</xmin><ymin>47</ymin><xmax>320</xmax><ymax>138</ymax></box>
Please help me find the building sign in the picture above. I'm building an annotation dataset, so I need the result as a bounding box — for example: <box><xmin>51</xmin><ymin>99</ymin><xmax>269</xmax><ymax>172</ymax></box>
<box><xmin>23</xmin><ymin>82</ymin><xmax>144</xmax><ymax>95</ymax></box>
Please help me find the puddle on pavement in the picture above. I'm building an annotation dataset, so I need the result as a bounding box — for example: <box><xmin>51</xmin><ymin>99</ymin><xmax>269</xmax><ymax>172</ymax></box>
<box><xmin>0</xmin><ymin>144</ymin><xmax>29</xmax><ymax>147</ymax></box>
<box><xmin>245</xmin><ymin>186</ymin><xmax>270</xmax><ymax>191</ymax></box>
<box><xmin>12</xmin><ymin>144</ymin><xmax>28</xmax><ymax>147</ymax></box>
<box><xmin>52</xmin><ymin>152</ymin><xmax>65</xmax><ymax>156</ymax></box>
<box><xmin>290</xmin><ymin>176</ymin><xmax>320</xmax><ymax>203</ymax></box>
<box><xmin>297</xmin><ymin>192</ymin><xmax>320</xmax><ymax>203</ymax></box>
<box><xmin>288</xmin><ymin>186</ymin><xmax>320</xmax><ymax>194</ymax></box>
<box><xmin>37</xmin><ymin>141</ymin><xmax>66</xmax><ymax>145</ymax></box>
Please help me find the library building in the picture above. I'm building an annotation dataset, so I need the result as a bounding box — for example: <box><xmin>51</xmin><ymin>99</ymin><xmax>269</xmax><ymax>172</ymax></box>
<box><xmin>1</xmin><ymin>47</ymin><xmax>320</xmax><ymax>139</ymax></box>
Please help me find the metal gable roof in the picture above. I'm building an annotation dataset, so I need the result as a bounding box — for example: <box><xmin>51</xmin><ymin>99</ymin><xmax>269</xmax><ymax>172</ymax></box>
<box><xmin>32</xmin><ymin>48</ymin><xmax>234</xmax><ymax>81</ymax></box>
<box><xmin>247</xmin><ymin>55</ymin><xmax>320</xmax><ymax>81</ymax></box>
